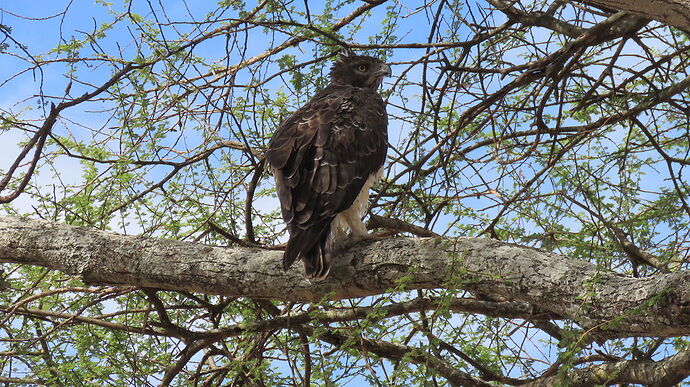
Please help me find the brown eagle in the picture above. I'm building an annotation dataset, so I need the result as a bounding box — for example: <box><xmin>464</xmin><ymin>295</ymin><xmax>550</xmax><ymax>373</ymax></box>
<box><xmin>266</xmin><ymin>49</ymin><xmax>391</xmax><ymax>280</ymax></box>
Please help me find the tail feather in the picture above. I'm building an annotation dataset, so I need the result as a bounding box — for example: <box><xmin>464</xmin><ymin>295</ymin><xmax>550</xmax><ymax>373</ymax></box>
<box><xmin>303</xmin><ymin>228</ymin><xmax>333</xmax><ymax>280</ymax></box>
<box><xmin>282</xmin><ymin>222</ymin><xmax>333</xmax><ymax>280</ymax></box>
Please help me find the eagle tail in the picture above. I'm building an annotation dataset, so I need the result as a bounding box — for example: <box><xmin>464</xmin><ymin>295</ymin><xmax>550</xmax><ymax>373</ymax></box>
<box><xmin>282</xmin><ymin>223</ymin><xmax>333</xmax><ymax>280</ymax></box>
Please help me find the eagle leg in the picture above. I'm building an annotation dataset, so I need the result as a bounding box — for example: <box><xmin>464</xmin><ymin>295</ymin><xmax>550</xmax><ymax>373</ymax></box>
<box><xmin>334</xmin><ymin>170</ymin><xmax>382</xmax><ymax>239</ymax></box>
<box><xmin>340</xmin><ymin>206</ymin><xmax>369</xmax><ymax>237</ymax></box>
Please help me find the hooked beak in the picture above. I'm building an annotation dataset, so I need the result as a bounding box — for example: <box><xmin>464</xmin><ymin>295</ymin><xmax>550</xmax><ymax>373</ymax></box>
<box><xmin>376</xmin><ymin>63</ymin><xmax>392</xmax><ymax>77</ymax></box>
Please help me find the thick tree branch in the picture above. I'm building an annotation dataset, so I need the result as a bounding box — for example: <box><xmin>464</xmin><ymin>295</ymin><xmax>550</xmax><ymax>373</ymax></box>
<box><xmin>525</xmin><ymin>347</ymin><xmax>690</xmax><ymax>387</ymax></box>
<box><xmin>574</xmin><ymin>0</ymin><xmax>690</xmax><ymax>32</ymax></box>
<box><xmin>1</xmin><ymin>216</ymin><xmax>689</xmax><ymax>338</ymax></box>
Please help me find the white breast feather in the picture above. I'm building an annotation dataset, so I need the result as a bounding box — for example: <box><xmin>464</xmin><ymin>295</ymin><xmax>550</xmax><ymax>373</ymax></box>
<box><xmin>331</xmin><ymin>167</ymin><xmax>383</xmax><ymax>239</ymax></box>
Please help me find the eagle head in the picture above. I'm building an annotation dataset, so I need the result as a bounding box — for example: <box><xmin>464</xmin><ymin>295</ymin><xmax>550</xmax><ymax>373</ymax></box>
<box><xmin>330</xmin><ymin>48</ymin><xmax>392</xmax><ymax>89</ymax></box>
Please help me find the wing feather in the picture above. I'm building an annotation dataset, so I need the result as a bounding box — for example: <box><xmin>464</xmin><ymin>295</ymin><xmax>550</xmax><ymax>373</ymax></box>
<box><xmin>266</xmin><ymin>85</ymin><xmax>388</xmax><ymax>278</ymax></box>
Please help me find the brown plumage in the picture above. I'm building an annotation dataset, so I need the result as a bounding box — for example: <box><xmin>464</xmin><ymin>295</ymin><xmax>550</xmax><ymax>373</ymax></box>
<box><xmin>266</xmin><ymin>49</ymin><xmax>391</xmax><ymax>280</ymax></box>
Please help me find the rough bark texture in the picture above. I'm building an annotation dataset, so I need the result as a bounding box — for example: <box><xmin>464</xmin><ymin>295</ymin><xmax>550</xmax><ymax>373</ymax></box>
<box><xmin>1</xmin><ymin>216</ymin><xmax>690</xmax><ymax>338</ymax></box>
<box><xmin>576</xmin><ymin>0</ymin><xmax>690</xmax><ymax>32</ymax></box>
<box><xmin>524</xmin><ymin>349</ymin><xmax>690</xmax><ymax>387</ymax></box>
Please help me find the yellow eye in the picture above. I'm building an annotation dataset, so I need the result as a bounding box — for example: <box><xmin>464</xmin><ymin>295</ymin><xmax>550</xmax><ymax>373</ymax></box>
<box><xmin>357</xmin><ymin>64</ymin><xmax>368</xmax><ymax>72</ymax></box>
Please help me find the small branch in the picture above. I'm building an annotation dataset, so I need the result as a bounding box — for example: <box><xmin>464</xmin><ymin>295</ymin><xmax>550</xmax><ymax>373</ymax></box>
<box><xmin>198</xmin><ymin>296</ymin><xmax>557</xmax><ymax>341</ymax></box>
<box><xmin>488</xmin><ymin>0</ymin><xmax>585</xmax><ymax>38</ymax></box>
<box><xmin>367</xmin><ymin>214</ymin><xmax>440</xmax><ymax>237</ymax></box>
<box><xmin>2</xmin><ymin>305</ymin><xmax>167</xmax><ymax>337</ymax></box>
<box><xmin>244</xmin><ymin>159</ymin><xmax>266</xmax><ymax>244</ymax></box>
<box><xmin>159</xmin><ymin>338</ymin><xmax>216</xmax><ymax>386</ymax></box>
<box><xmin>0</xmin><ymin>103</ymin><xmax>56</xmax><ymax>203</ymax></box>
<box><xmin>141</xmin><ymin>289</ymin><xmax>196</xmax><ymax>339</ymax></box>
<box><xmin>0</xmin><ymin>377</ymin><xmax>44</xmax><ymax>385</ymax></box>
<box><xmin>207</xmin><ymin>221</ymin><xmax>264</xmax><ymax>248</ymax></box>
<box><xmin>301</xmin><ymin>324</ymin><xmax>492</xmax><ymax>387</ymax></box>
<box><xmin>563</xmin><ymin>193</ymin><xmax>668</xmax><ymax>272</ymax></box>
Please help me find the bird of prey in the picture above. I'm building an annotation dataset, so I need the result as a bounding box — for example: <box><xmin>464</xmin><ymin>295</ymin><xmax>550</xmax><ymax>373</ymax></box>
<box><xmin>266</xmin><ymin>48</ymin><xmax>391</xmax><ymax>280</ymax></box>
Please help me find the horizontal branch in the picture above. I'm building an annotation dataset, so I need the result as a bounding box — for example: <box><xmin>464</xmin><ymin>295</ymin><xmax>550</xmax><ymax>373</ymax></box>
<box><xmin>525</xmin><ymin>348</ymin><xmax>690</xmax><ymax>387</ymax></box>
<box><xmin>309</xmin><ymin>326</ymin><xmax>492</xmax><ymax>387</ymax></box>
<box><xmin>1</xmin><ymin>216</ymin><xmax>689</xmax><ymax>338</ymax></box>
<box><xmin>200</xmin><ymin>297</ymin><xmax>557</xmax><ymax>341</ymax></box>
<box><xmin>575</xmin><ymin>0</ymin><xmax>690</xmax><ymax>32</ymax></box>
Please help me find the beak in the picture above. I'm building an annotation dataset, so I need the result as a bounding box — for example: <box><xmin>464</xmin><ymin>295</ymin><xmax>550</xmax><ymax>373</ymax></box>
<box><xmin>376</xmin><ymin>64</ymin><xmax>392</xmax><ymax>77</ymax></box>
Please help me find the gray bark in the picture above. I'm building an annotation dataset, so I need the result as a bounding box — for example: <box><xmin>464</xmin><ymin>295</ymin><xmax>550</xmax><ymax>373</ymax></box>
<box><xmin>1</xmin><ymin>215</ymin><xmax>689</xmax><ymax>338</ymax></box>
<box><xmin>525</xmin><ymin>349</ymin><xmax>690</xmax><ymax>387</ymax></box>
<box><xmin>576</xmin><ymin>0</ymin><xmax>690</xmax><ymax>32</ymax></box>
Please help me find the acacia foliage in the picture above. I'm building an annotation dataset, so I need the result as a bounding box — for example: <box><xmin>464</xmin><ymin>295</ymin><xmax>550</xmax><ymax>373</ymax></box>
<box><xmin>1</xmin><ymin>0</ymin><xmax>689</xmax><ymax>385</ymax></box>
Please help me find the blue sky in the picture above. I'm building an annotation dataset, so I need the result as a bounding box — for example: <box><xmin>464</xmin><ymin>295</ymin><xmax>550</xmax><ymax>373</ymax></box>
<box><xmin>0</xmin><ymin>0</ymin><xmax>466</xmax><ymax>232</ymax></box>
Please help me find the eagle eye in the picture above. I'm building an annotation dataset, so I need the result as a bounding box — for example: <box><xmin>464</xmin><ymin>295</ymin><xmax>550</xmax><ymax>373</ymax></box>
<box><xmin>357</xmin><ymin>64</ymin><xmax>368</xmax><ymax>72</ymax></box>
